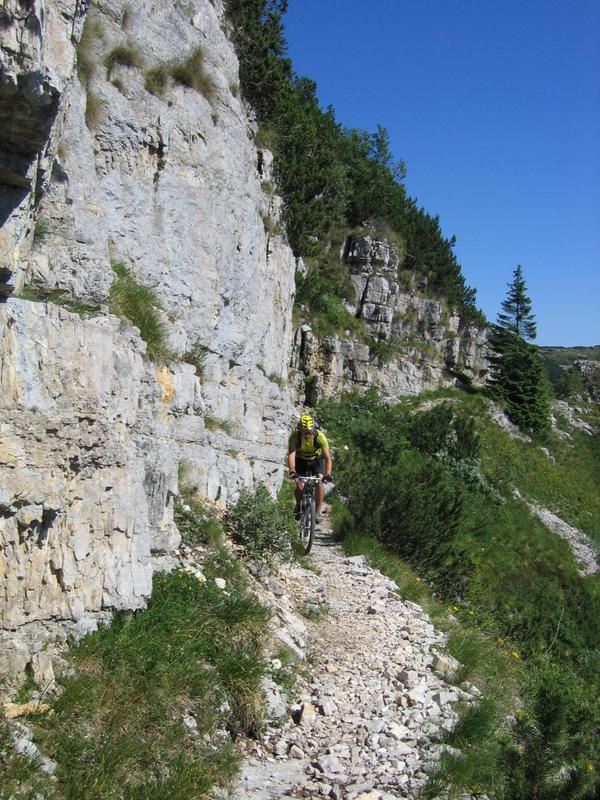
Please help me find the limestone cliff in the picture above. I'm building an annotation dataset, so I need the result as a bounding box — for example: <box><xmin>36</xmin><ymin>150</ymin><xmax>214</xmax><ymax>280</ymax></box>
<box><xmin>292</xmin><ymin>231</ymin><xmax>489</xmax><ymax>403</ymax></box>
<box><xmin>0</xmin><ymin>0</ymin><xmax>488</xmax><ymax>674</ymax></box>
<box><xmin>1</xmin><ymin>0</ymin><xmax>296</xmax><ymax>667</ymax></box>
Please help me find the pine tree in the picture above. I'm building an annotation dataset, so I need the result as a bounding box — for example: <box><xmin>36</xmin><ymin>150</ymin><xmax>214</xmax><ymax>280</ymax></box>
<box><xmin>488</xmin><ymin>266</ymin><xmax>550</xmax><ymax>431</ymax></box>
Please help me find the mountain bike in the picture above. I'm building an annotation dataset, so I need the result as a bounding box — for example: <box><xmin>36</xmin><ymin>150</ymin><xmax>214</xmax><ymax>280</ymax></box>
<box><xmin>296</xmin><ymin>475</ymin><xmax>321</xmax><ymax>555</ymax></box>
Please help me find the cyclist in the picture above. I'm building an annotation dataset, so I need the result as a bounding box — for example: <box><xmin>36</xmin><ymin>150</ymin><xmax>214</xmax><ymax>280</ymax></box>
<box><xmin>288</xmin><ymin>413</ymin><xmax>332</xmax><ymax>523</ymax></box>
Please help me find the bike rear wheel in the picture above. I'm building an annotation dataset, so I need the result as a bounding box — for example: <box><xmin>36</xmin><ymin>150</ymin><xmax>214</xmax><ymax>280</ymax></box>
<box><xmin>300</xmin><ymin>493</ymin><xmax>315</xmax><ymax>554</ymax></box>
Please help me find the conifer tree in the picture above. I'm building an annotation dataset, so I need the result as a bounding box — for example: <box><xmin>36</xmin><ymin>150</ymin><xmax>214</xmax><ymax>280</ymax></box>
<box><xmin>488</xmin><ymin>265</ymin><xmax>550</xmax><ymax>431</ymax></box>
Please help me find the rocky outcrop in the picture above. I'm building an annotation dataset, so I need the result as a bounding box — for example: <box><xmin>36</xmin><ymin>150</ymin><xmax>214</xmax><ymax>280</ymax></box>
<box><xmin>0</xmin><ymin>0</ymin><xmax>297</xmax><ymax>664</ymax></box>
<box><xmin>0</xmin><ymin>0</ymin><xmax>86</xmax><ymax>296</ymax></box>
<box><xmin>575</xmin><ymin>359</ymin><xmax>600</xmax><ymax>404</ymax></box>
<box><xmin>292</xmin><ymin>232</ymin><xmax>489</xmax><ymax>402</ymax></box>
<box><xmin>0</xmin><ymin>0</ymin><xmax>489</xmax><ymax>675</ymax></box>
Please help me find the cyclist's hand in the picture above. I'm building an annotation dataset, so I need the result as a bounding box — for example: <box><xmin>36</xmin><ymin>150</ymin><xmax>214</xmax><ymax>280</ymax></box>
<box><xmin>289</xmin><ymin>470</ymin><xmax>298</xmax><ymax>480</ymax></box>
<box><xmin>323</xmin><ymin>474</ymin><xmax>333</xmax><ymax>483</ymax></box>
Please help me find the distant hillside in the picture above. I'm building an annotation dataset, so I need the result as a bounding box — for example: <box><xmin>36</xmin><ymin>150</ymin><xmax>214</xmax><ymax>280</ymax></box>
<box><xmin>538</xmin><ymin>344</ymin><xmax>600</xmax><ymax>384</ymax></box>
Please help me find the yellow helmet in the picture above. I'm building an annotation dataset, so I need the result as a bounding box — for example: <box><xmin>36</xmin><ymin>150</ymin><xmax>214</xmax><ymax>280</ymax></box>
<box><xmin>299</xmin><ymin>413</ymin><xmax>315</xmax><ymax>431</ymax></box>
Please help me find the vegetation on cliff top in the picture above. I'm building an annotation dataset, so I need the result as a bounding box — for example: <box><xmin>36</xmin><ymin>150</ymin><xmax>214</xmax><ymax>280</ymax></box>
<box><xmin>320</xmin><ymin>388</ymin><xmax>600</xmax><ymax>798</ymax></box>
<box><xmin>225</xmin><ymin>0</ymin><xmax>481</xmax><ymax>321</ymax></box>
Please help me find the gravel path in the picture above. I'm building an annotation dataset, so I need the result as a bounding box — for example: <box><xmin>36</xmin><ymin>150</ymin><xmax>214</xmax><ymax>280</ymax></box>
<box><xmin>232</xmin><ymin>518</ymin><xmax>478</xmax><ymax>800</ymax></box>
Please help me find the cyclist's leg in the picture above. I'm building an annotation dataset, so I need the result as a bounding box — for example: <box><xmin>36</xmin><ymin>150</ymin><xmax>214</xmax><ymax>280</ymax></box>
<box><xmin>314</xmin><ymin>457</ymin><xmax>325</xmax><ymax>513</ymax></box>
<box><xmin>295</xmin><ymin>457</ymin><xmax>309</xmax><ymax>514</ymax></box>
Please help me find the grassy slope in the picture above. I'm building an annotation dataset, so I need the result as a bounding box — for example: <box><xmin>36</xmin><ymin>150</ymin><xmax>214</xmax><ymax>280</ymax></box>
<box><xmin>0</xmin><ymin>550</ymin><xmax>269</xmax><ymax>800</ymax></box>
<box><xmin>323</xmin><ymin>388</ymin><xmax>600</xmax><ymax>798</ymax></box>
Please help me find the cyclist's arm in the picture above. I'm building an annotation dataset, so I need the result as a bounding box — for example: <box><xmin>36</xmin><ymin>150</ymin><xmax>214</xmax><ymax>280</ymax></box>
<box><xmin>287</xmin><ymin>436</ymin><xmax>297</xmax><ymax>473</ymax></box>
<box><xmin>322</xmin><ymin>447</ymin><xmax>332</xmax><ymax>477</ymax></box>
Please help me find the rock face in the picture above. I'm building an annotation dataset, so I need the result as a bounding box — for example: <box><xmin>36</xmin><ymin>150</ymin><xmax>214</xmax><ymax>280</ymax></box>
<box><xmin>0</xmin><ymin>0</ymin><xmax>85</xmax><ymax>296</ymax></box>
<box><xmin>0</xmin><ymin>0</ymin><xmax>296</xmax><ymax>663</ymax></box>
<box><xmin>292</xmin><ymin>232</ymin><xmax>489</xmax><ymax>402</ymax></box>
<box><xmin>575</xmin><ymin>360</ymin><xmax>600</xmax><ymax>404</ymax></box>
<box><xmin>0</xmin><ymin>0</ymin><xmax>489</xmax><ymax>674</ymax></box>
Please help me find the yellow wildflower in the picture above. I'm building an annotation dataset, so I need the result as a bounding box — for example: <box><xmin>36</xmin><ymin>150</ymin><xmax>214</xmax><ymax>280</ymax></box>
<box><xmin>512</xmin><ymin>651</ymin><xmax>520</xmax><ymax>659</ymax></box>
<box><xmin>498</xmin><ymin>637</ymin><xmax>505</xmax><ymax>645</ymax></box>
<box><xmin>587</xmin><ymin>763</ymin><xmax>594</xmax><ymax>773</ymax></box>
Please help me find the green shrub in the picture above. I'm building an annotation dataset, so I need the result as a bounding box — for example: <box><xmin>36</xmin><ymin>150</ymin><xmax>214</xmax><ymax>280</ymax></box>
<box><xmin>409</xmin><ymin>402</ymin><xmax>480</xmax><ymax>461</ymax></box>
<box><xmin>33</xmin><ymin>217</ymin><xmax>51</xmax><ymax>242</ymax></box>
<box><xmin>499</xmin><ymin>661</ymin><xmax>598</xmax><ymax>799</ymax></box>
<box><xmin>103</xmin><ymin>44</ymin><xmax>142</xmax><ymax>79</ymax></box>
<box><xmin>366</xmin><ymin>335</ymin><xmax>400</xmax><ymax>365</ymax></box>
<box><xmin>170</xmin><ymin>48</ymin><xmax>216</xmax><ymax>101</ymax></box>
<box><xmin>108</xmin><ymin>261</ymin><xmax>172</xmax><ymax>361</ymax></box>
<box><xmin>175</xmin><ymin>497</ymin><xmax>224</xmax><ymax>546</ymax></box>
<box><xmin>230</xmin><ymin>484</ymin><xmax>298</xmax><ymax>561</ymax></box>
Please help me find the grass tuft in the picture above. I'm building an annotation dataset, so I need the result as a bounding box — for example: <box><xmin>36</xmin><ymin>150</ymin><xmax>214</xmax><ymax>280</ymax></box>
<box><xmin>230</xmin><ymin>484</ymin><xmax>300</xmax><ymax>562</ymax></box>
<box><xmin>182</xmin><ymin>340</ymin><xmax>209</xmax><ymax>378</ymax></box>
<box><xmin>204</xmin><ymin>414</ymin><xmax>234</xmax><ymax>435</ymax></box>
<box><xmin>76</xmin><ymin>16</ymin><xmax>103</xmax><ymax>86</ymax></box>
<box><xmin>18</xmin><ymin>284</ymin><xmax>99</xmax><ymax>318</ymax></box>
<box><xmin>33</xmin><ymin>217</ymin><xmax>51</xmax><ymax>242</ymax></box>
<box><xmin>144</xmin><ymin>65</ymin><xmax>170</xmax><ymax>98</ymax></box>
<box><xmin>104</xmin><ymin>44</ymin><xmax>142</xmax><ymax>79</ymax></box>
<box><xmin>84</xmin><ymin>90</ymin><xmax>102</xmax><ymax>129</ymax></box>
<box><xmin>170</xmin><ymin>48</ymin><xmax>216</xmax><ymax>101</ymax></box>
<box><xmin>108</xmin><ymin>261</ymin><xmax>172</xmax><ymax>361</ymax></box>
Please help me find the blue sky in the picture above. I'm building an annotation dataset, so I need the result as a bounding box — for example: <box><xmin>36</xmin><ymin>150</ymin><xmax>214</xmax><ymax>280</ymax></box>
<box><xmin>283</xmin><ymin>0</ymin><xmax>600</xmax><ymax>346</ymax></box>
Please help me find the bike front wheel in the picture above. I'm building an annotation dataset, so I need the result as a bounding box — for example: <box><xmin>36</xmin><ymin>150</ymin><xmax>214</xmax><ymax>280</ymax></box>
<box><xmin>300</xmin><ymin>495</ymin><xmax>315</xmax><ymax>554</ymax></box>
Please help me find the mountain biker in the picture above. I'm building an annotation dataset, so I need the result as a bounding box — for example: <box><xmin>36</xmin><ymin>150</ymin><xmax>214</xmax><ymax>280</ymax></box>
<box><xmin>288</xmin><ymin>413</ymin><xmax>333</xmax><ymax>522</ymax></box>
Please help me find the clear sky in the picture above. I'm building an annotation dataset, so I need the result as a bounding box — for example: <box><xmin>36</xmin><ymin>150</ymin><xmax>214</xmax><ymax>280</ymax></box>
<box><xmin>283</xmin><ymin>0</ymin><xmax>600</xmax><ymax>346</ymax></box>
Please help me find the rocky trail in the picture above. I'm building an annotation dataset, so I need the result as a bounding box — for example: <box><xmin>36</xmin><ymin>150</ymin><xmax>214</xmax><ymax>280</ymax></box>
<box><xmin>231</xmin><ymin>515</ymin><xmax>480</xmax><ymax>800</ymax></box>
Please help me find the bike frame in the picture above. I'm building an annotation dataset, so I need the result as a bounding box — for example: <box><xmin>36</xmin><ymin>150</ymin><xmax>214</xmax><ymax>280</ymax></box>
<box><xmin>296</xmin><ymin>475</ymin><xmax>321</xmax><ymax>555</ymax></box>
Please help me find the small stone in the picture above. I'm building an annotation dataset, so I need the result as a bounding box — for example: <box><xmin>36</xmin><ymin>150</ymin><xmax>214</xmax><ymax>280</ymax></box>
<box><xmin>289</xmin><ymin>744</ymin><xmax>304</xmax><ymax>758</ymax></box>
<box><xmin>299</xmin><ymin>701</ymin><xmax>318</xmax><ymax>726</ymax></box>
<box><xmin>274</xmin><ymin>739</ymin><xmax>288</xmax><ymax>756</ymax></box>
<box><xmin>214</xmin><ymin>577</ymin><xmax>226</xmax><ymax>589</ymax></box>
<box><xmin>183</xmin><ymin>715</ymin><xmax>198</xmax><ymax>732</ymax></box>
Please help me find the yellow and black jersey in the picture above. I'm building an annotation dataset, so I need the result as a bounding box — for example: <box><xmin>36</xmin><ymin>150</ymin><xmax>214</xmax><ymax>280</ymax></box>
<box><xmin>288</xmin><ymin>429</ymin><xmax>329</xmax><ymax>462</ymax></box>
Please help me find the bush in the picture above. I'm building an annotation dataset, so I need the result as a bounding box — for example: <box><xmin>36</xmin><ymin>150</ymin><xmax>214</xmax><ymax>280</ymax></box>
<box><xmin>409</xmin><ymin>402</ymin><xmax>480</xmax><ymax>461</ymax></box>
<box><xmin>230</xmin><ymin>484</ymin><xmax>298</xmax><ymax>561</ymax></box>
<box><xmin>175</xmin><ymin>497</ymin><xmax>224</xmax><ymax>546</ymax></box>
<box><xmin>108</xmin><ymin>261</ymin><xmax>172</xmax><ymax>361</ymax></box>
